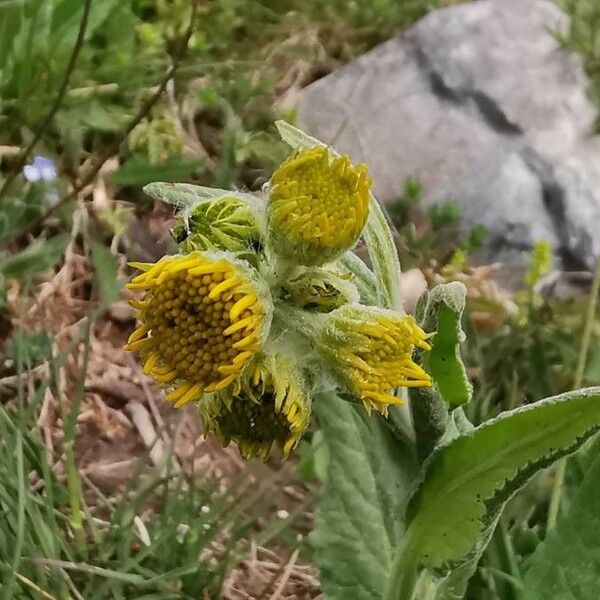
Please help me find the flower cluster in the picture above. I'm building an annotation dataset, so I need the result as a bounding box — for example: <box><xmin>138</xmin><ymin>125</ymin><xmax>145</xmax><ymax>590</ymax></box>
<box><xmin>127</xmin><ymin>137</ymin><xmax>431</xmax><ymax>459</ymax></box>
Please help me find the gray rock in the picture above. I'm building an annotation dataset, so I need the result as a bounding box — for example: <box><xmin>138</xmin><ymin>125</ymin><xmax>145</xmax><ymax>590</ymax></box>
<box><xmin>297</xmin><ymin>0</ymin><xmax>600</xmax><ymax>275</ymax></box>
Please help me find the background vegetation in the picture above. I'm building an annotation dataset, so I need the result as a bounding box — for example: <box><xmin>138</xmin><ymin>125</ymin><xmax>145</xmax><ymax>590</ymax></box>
<box><xmin>1</xmin><ymin>0</ymin><xmax>599</xmax><ymax>597</ymax></box>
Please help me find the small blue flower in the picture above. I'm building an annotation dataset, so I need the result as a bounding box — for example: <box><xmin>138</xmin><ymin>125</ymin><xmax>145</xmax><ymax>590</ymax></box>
<box><xmin>23</xmin><ymin>156</ymin><xmax>57</xmax><ymax>183</ymax></box>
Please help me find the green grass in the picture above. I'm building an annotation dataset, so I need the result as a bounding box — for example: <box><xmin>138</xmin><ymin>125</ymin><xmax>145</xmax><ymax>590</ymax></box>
<box><xmin>0</xmin><ymin>0</ymin><xmax>440</xmax><ymax>195</ymax></box>
<box><xmin>556</xmin><ymin>0</ymin><xmax>600</xmax><ymax>128</ymax></box>
<box><xmin>0</xmin><ymin>319</ymin><xmax>305</xmax><ymax>598</ymax></box>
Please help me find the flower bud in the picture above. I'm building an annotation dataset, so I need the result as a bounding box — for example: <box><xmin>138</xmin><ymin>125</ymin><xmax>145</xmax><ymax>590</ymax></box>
<box><xmin>319</xmin><ymin>305</ymin><xmax>432</xmax><ymax>414</ymax></box>
<box><xmin>171</xmin><ymin>194</ymin><xmax>261</xmax><ymax>255</ymax></box>
<box><xmin>267</xmin><ymin>147</ymin><xmax>371</xmax><ymax>266</ymax></box>
<box><xmin>200</xmin><ymin>353</ymin><xmax>310</xmax><ymax>459</ymax></box>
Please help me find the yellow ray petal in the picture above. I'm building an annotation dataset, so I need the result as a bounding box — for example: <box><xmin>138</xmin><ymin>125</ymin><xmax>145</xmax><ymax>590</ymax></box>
<box><xmin>174</xmin><ymin>383</ymin><xmax>203</xmax><ymax>408</ymax></box>
<box><xmin>230</xmin><ymin>294</ymin><xmax>257</xmax><ymax>320</ymax></box>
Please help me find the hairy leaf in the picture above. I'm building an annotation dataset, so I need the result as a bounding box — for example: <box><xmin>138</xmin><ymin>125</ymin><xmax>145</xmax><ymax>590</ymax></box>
<box><xmin>143</xmin><ymin>181</ymin><xmax>257</xmax><ymax>210</ymax></box>
<box><xmin>338</xmin><ymin>252</ymin><xmax>378</xmax><ymax>306</ymax></box>
<box><xmin>363</xmin><ymin>201</ymin><xmax>402</xmax><ymax>310</ymax></box>
<box><xmin>419</xmin><ymin>282</ymin><xmax>471</xmax><ymax>408</ymax></box>
<box><xmin>522</xmin><ymin>439</ymin><xmax>600</xmax><ymax>599</ymax></box>
<box><xmin>313</xmin><ymin>393</ymin><xmax>417</xmax><ymax>600</ymax></box>
<box><xmin>385</xmin><ymin>388</ymin><xmax>600</xmax><ymax>600</ymax></box>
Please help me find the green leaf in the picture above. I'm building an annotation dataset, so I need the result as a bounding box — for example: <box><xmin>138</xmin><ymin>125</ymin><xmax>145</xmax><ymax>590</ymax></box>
<box><xmin>275</xmin><ymin>119</ymin><xmax>322</xmax><ymax>152</ymax></box>
<box><xmin>0</xmin><ymin>234</ymin><xmax>70</xmax><ymax>279</ymax></box>
<box><xmin>420</xmin><ymin>282</ymin><xmax>472</xmax><ymax>408</ymax></box>
<box><xmin>522</xmin><ymin>439</ymin><xmax>600</xmax><ymax>599</ymax></box>
<box><xmin>108</xmin><ymin>157</ymin><xmax>204</xmax><ymax>187</ymax></box>
<box><xmin>410</xmin><ymin>283</ymin><xmax>471</xmax><ymax>461</ymax></box>
<box><xmin>143</xmin><ymin>182</ymin><xmax>257</xmax><ymax>210</ymax></box>
<box><xmin>312</xmin><ymin>393</ymin><xmax>417</xmax><ymax>600</ymax></box>
<box><xmin>91</xmin><ymin>242</ymin><xmax>120</xmax><ymax>309</ymax></box>
<box><xmin>275</xmin><ymin>120</ymin><xmax>402</xmax><ymax>310</ymax></box>
<box><xmin>384</xmin><ymin>387</ymin><xmax>600</xmax><ymax>600</ymax></box>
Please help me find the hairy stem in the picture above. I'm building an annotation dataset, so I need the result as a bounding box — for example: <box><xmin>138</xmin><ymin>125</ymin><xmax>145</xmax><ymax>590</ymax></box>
<box><xmin>410</xmin><ymin>385</ymin><xmax>448</xmax><ymax>462</ymax></box>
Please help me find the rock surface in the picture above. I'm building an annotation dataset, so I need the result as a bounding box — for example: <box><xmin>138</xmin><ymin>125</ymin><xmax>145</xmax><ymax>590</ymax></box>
<box><xmin>297</xmin><ymin>0</ymin><xmax>600</xmax><ymax>274</ymax></box>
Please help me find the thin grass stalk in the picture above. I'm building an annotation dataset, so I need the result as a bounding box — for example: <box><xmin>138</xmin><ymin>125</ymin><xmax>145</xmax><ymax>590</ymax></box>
<box><xmin>58</xmin><ymin>317</ymin><xmax>93</xmax><ymax>556</ymax></box>
<box><xmin>2</xmin><ymin>347</ymin><xmax>27</xmax><ymax>599</ymax></box>
<box><xmin>547</xmin><ymin>253</ymin><xmax>600</xmax><ymax>528</ymax></box>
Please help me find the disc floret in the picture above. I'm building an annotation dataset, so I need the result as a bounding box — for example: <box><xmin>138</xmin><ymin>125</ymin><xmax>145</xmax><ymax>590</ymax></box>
<box><xmin>320</xmin><ymin>305</ymin><xmax>432</xmax><ymax>414</ymax></box>
<box><xmin>125</xmin><ymin>251</ymin><xmax>271</xmax><ymax>407</ymax></box>
<box><xmin>267</xmin><ymin>146</ymin><xmax>371</xmax><ymax>266</ymax></box>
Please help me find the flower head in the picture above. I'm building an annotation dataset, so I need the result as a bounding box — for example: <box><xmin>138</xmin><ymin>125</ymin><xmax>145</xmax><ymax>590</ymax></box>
<box><xmin>201</xmin><ymin>354</ymin><xmax>310</xmax><ymax>459</ymax></box>
<box><xmin>171</xmin><ymin>195</ymin><xmax>261</xmax><ymax>254</ymax></box>
<box><xmin>125</xmin><ymin>251</ymin><xmax>271</xmax><ymax>407</ymax></box>
<box><xmin>320</xmin><ymin>305</ymin><xmax>432</xmax><ymax>414</ymax></box>
<box><xmin>267</xmin><ymin>147</ymin><xmax>371</xmax><ymax>266</ymax></box>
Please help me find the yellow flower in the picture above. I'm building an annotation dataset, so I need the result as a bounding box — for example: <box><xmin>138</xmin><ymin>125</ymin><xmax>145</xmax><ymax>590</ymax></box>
<box><xmin>267</xmin><ymin>147</ymin><xmax>371</xmax><ymax>265</ymax></box>
<box><xmin>320</xmin><ymin>306</ymin><xmax>432</xmax><ymax>414</ymax></box>
<box><xmin>125</xmin><ymin>252</ymin><xmax>271</xmax><ymax>407</ymax></box>
<box><xmin>200</xmin><ymin>354</ymin><xmax>310</xmax><ymax>459</ymax></box>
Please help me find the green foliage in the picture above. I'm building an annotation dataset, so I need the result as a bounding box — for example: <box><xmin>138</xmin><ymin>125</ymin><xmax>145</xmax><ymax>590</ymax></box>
<box><xmin>143</xmin><ymin>181</ymin><xmax>247</xmax><ymax>209</ymax></box>
<box><xmin>6</xmin><ymin>330</ymin><xmax>53</xmax><ymax>367</ymax></box>
<box><xmin>386</xmin><ymin>388</ymin><xmax>600</xmax><ymax>600</ymax></box>
<box><xmin>556</xmin><ymin>0</ymin><xmax>600</xmax><ymax>129</ymax></box>
<box><xmin>108</xmin><ymin>157</ymin><xmax>204</xmax><ymax>187</ymax></box>
<box><xmin>390</xmin><ymin>179</ymin><xmax>487</xmax><ymax>270</ymax></box>
<box><xmin>522</xmin><ymin>442</ymin><xmax>600</xmax><ymax>599</ymax></box>
<box><xmin>312</xmin><ymin>393</ymin><xmax>417</xmax><ymax>600</ymax></box>
<box><xmin>524</xmin><ymin>240</ymin><xmax>552</xmax><ymax>289</ymax></box>
<box><xmin>419</xmin><ymin>283</ymin><xmax>472</xmax><ymax>409</ymax></box>
<box><xmin>0</xmin><ymin>234</ymin><xmax>69</xmax><ymax>280</ymax></box>
<box><xmin>90</xmin><ymin>241</ymin><xmax>120</xmax><ymax>309</ymax></box>
<box><xmin>410</xmin><ymin>282</ymin><xmax>471</xmax><ymax>461</ymax></box>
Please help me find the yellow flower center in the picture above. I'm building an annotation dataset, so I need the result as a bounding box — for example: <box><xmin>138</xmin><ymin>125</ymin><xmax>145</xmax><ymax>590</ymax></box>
<box><xmin>268</xmin><ymin>147</ymin><xmax>371</xmax><ymax>264</ymax></box>
<box><xmin>125</xmin><ymin>253</ymin><xmax>265</xmax><ymax>407</ymax></box>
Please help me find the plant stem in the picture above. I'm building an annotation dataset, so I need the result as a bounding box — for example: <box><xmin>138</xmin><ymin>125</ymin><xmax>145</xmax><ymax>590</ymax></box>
<box><xmin>410</xmin><ymin>386</ymin><xmax>448</xmax><ymax>462</ymax></box>
<box><xmin>0</xmin><ymin>0</ymin><xmax>92</xmax><ymax>201</ymax></box>
<box><xmin>383</xmin><ymin>537</ymin><xmax>419</xmax><ymax>600</ymax></box>
<box><xmin>547</xmin><ymin>254</ymin><xmax>600</xmax><ymax>528</ymax></box>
